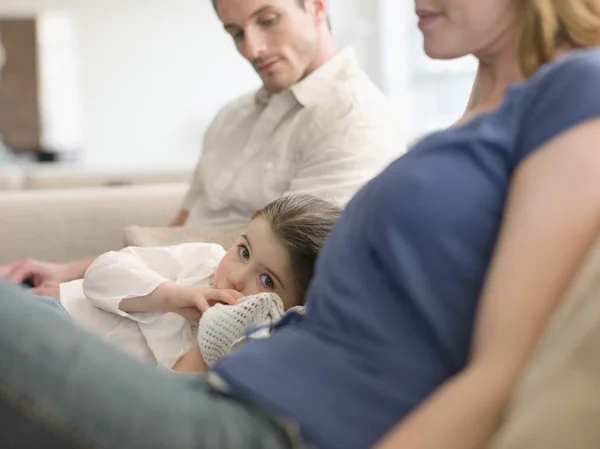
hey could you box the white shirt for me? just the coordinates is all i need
[183,47,404,227]
[61,243,226,368]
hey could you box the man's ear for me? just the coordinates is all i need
[305,0,329,26]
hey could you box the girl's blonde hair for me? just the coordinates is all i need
[519,0,600,78]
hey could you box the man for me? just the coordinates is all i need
[3,0,403,290]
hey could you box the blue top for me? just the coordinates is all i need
[215,48,600,449]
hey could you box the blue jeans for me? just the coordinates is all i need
[0,281,306,449]
[37,294,69,316]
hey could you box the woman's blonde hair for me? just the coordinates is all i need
[519,0,600,78]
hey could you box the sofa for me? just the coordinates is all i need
[0,164,193,191]
[489,234,600,449]
[0,183,188,264]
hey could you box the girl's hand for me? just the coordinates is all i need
[161,284,242,322]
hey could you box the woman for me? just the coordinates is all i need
[2,1,600,448]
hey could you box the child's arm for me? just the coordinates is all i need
[82,243,229,321]
[172,346,209,373]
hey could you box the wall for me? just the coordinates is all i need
[0,0,260,169]
[332,0,475,143]
[378,0,476,143]
[76,0,260,169]
[329,0,381,86]
[0,0,475,167]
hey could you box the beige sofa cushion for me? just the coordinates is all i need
[123,224,245,250]
[490,237,600,449]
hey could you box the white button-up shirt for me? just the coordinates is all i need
[60,243,226,368]
[183,47,404,227]
[59,243,296,369]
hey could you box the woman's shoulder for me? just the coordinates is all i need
[506,48,600,161]
[527,47,600,94]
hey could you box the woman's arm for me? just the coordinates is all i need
[375,119,600,449]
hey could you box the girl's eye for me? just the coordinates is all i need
[238,245,250,260]
[260,274,275,289]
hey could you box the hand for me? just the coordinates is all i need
[29,281,61,300]
[161,284,243,322]
[5,259,75,286]
[0,264,9,277]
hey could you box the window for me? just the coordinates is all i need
[378,0,477,143]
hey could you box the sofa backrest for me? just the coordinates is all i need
[0,183,187,264]
[490,234,600,449]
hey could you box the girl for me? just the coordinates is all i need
[59,194,340,370]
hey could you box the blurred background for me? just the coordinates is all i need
[0,0,476,170]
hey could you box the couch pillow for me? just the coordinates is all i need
[123,225,245,250]
[490,237,600,449]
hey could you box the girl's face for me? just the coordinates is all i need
[415,0,519,60]
[212,217,299,309]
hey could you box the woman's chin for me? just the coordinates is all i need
[423,42,470,61]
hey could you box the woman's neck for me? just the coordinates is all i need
[459,37,523,125]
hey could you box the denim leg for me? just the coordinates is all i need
[36,294,70,317]
[0,281,303,449]
[18,281,69,318]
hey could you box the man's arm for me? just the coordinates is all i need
[175,152,204,225]
[169,210,189,227]
[375,120,600,449]
[5,257,96,286]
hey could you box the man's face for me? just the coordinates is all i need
[216,0,322,93]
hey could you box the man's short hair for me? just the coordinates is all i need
[212,0,307,10]
[210,0,331,30]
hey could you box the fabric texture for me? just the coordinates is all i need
[36,295,69,317]
[123,224,245,250]
[0,281,308,449]
[65,242,298,370]
[61,278,158,364]
[198,293,287,366]
[489,236,600,449]
[182,47,404,227]
[71,243,226,368]
[214,48,600,449]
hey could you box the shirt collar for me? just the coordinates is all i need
[255,87,272,105]
[254,47,358,107]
